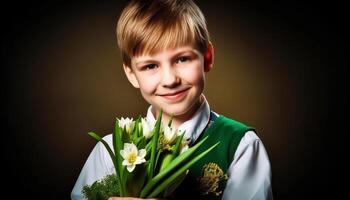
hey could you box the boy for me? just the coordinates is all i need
[72,0,272,199]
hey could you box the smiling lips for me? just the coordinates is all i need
[158,88,190,102]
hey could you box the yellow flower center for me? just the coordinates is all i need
[127,152,137,164]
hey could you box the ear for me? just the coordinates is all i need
[123,63,140,88]
[204,42,214,73]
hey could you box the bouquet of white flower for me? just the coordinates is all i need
[82,110,219,199]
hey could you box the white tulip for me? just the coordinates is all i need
[118,117,134,134]
[141,118,154,139]
[120,143,146,172]
[177,128,186,137]
[163,125,177,144]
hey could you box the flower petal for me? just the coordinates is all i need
[130,143,138,153]
[138,149,146,158]
[127,164,136,172]
[120,150,126,158]
[122,160,129,166]
[134,157,146,165]
[124,143,132,150]
[180,145,189,154]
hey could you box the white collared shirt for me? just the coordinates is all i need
[71,97,273,200]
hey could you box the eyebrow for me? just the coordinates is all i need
[135,49,196,66]
[135,59,158,67]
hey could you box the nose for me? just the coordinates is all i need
[161,66,180,88]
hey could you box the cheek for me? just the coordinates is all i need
[137,76,158,95]
[181,64,205,87]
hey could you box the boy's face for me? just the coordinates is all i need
[123,44,213,120]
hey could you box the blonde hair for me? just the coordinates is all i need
[116,0,210,66]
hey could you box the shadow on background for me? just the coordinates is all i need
[3,0,347,199]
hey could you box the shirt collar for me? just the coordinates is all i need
[146,94,211,144]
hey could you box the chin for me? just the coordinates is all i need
[150,93,202,118]
[162,102,194,117]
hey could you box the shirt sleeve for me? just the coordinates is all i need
[71,134,115,200]
[222,131,273,200]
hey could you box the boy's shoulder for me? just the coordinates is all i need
[201,114,256,152]
[210,114,255,134]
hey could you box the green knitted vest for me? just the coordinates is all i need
[173,115,254,200]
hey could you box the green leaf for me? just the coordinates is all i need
[122,126,131,143]
[154,150,163,174]
[145,141,152,159]
[147,109,162,180]
[162,170,187,197]
[167,114,174,127]
[132,116,142,141]
[140,135,213,197]
[147,141,220,198]
[159,153,174,172]
[137,136,147,150]
[113,121,126,196]
[173,131,185,158]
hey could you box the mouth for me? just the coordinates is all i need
[158,88,190,102]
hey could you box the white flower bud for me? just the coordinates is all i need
[141,118,154,139]
[118,117,134,134]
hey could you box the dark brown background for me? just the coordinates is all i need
[3,0,347,199]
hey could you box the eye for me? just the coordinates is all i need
[143,64,157,71]
[176,56,189,64]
